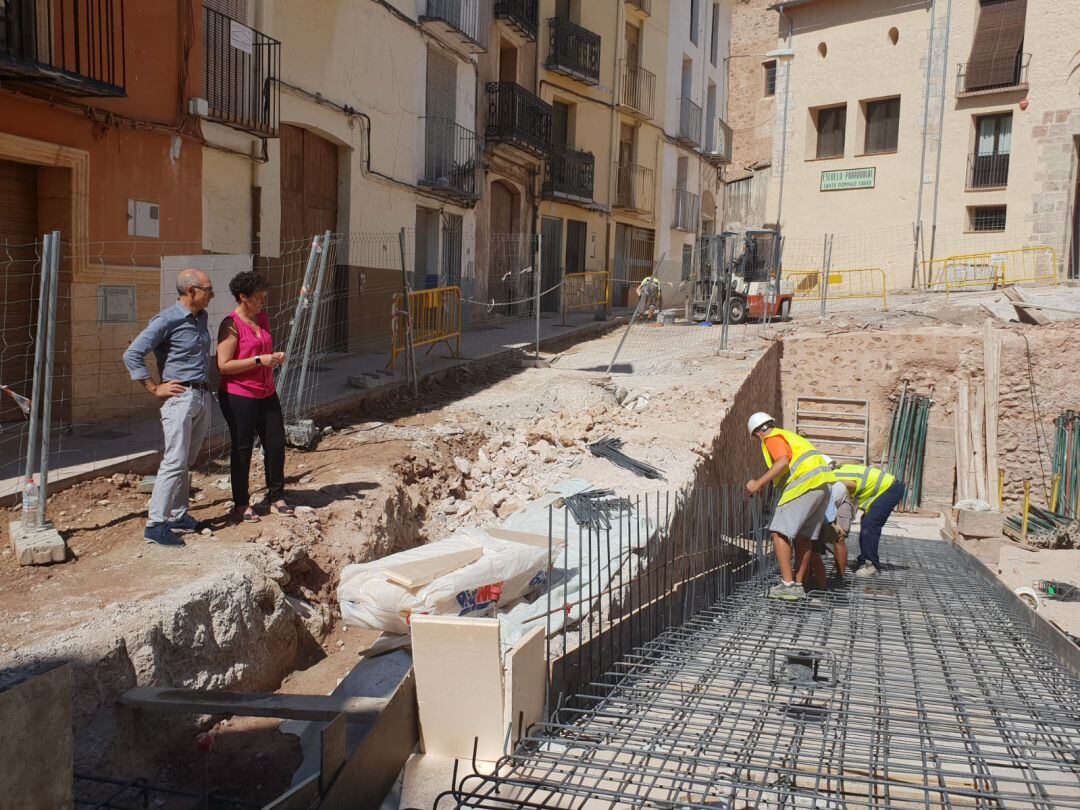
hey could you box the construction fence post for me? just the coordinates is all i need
[294,230,333,416]
[276,233,323,411]
[397,228,418,396]
[534,233,542,363]
[21,233,52,529]
[37,231,61,528]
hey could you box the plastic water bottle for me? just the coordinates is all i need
[22,476,39,526]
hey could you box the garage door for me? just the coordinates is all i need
[0,159,39,423]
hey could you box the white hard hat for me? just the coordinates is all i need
[747,412,774,435]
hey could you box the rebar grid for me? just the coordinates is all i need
[444,537,1080,809]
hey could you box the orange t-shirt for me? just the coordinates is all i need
[763,434,791,465]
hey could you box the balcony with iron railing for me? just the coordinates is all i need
[702,117,733,166]
[203,7,280,136]
[675,97,702,147]
[545,16,600,86]
[0,0,125,96]
[494,0,538,40]
[613,162,654,216]
[420,117,483,205]
[967,152,1010,190]
[625,0,652,16]
[543,144,594,203]
[421,0,491,54]
[617,59,655,119]
[957,53,1030,97]
[485,82,551,157]
[673,188,700,231]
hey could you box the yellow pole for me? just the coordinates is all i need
[1050,473,1061,514]
[1021,480,1031,544]
[997,467,1004,509]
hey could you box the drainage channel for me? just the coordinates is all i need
[440,534,1080,809]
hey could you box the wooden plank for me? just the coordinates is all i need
[983,319,1001,507]
[1003,286,1050,325]
[411,615,505,761]
[971,381,986,502]
[487,526,560,549]
[320,713,347,794]
[383,544,483,589]
[956,375,972,502]
[320,671,420,810]
[119,687,388,722]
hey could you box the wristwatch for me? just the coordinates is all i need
[254,356,262,366]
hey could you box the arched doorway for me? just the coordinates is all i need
[489,179,525,312]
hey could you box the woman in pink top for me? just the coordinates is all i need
[216,271,292,522]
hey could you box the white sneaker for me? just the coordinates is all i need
[854,562,879,578]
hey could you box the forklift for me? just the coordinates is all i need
[687,230,793,325]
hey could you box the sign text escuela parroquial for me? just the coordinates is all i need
[820,167,876,191]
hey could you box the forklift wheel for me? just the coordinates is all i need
[727,296,748,325]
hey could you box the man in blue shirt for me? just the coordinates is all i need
[123,268,215,546]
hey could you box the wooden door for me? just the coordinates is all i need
[0,159,39,423]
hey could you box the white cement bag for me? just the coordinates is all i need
[338,528,549,634]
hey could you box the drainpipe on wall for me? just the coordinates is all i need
[928,0,953,266]
[773,10,793,231]
[911,0,938,288]
[607,1,627,275]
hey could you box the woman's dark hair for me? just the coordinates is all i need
[229,271,269,302]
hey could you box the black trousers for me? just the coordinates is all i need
[219,391,286,507]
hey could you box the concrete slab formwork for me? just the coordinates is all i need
[443,535,1080,809]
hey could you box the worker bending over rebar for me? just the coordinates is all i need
[832,461,905,577]
[746,412,837,600]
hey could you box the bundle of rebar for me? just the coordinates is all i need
[1051,410,1079,519]
[881,387,932,511]
[587,438,665,480]
[1004,503,1079,548]
[563,489,633,530]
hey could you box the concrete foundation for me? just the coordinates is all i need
[9,520,66,566]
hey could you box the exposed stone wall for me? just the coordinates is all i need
[1027,109,1080,268]
[726,0,778,181]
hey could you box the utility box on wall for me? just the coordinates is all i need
[127,199,160,238]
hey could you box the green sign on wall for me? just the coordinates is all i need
[820,167,876,191]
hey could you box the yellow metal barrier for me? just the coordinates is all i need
[784,267,888,310]
[387,285,462,370]
[922,246,1058,292]
[562,271,610,325]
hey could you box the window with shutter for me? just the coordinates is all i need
[815,105,846,159]
[965,0,1026,92]
[864,97,900,154]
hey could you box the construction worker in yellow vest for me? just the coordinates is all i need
[745,412,837,600]
[637,275,662,322]
[832,462,905,578]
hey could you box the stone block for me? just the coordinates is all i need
[9,521,67,566]
[0,665,73,806]
[956,508,1004,539]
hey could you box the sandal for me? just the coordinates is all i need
[269,501,295,516]
[232,506,260,523]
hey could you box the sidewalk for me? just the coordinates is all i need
[0,310,627,502]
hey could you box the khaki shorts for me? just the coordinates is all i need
[769,485,829,543]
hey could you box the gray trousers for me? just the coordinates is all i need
[147,388,212,526]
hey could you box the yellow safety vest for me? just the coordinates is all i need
[834,464,896,511]
[760,427,837,506]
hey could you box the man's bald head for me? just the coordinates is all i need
[176,268,213,312]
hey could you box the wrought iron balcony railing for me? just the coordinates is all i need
[203,7,280,136]
[494,0,537,40]
[613,162,654,216]
[967,152,1010,190]
[617,59,655,119]
[626,0,652,15]
[703,117,733,166]
[421,117,483,204]
[545,16,600,86]
[543,144,594,202]
[421,0,491,53]
[485,81,551,156]
[957,53,1030,96]
[673,188,700,231]
[676,97,702,147]
[0,0,125,96]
